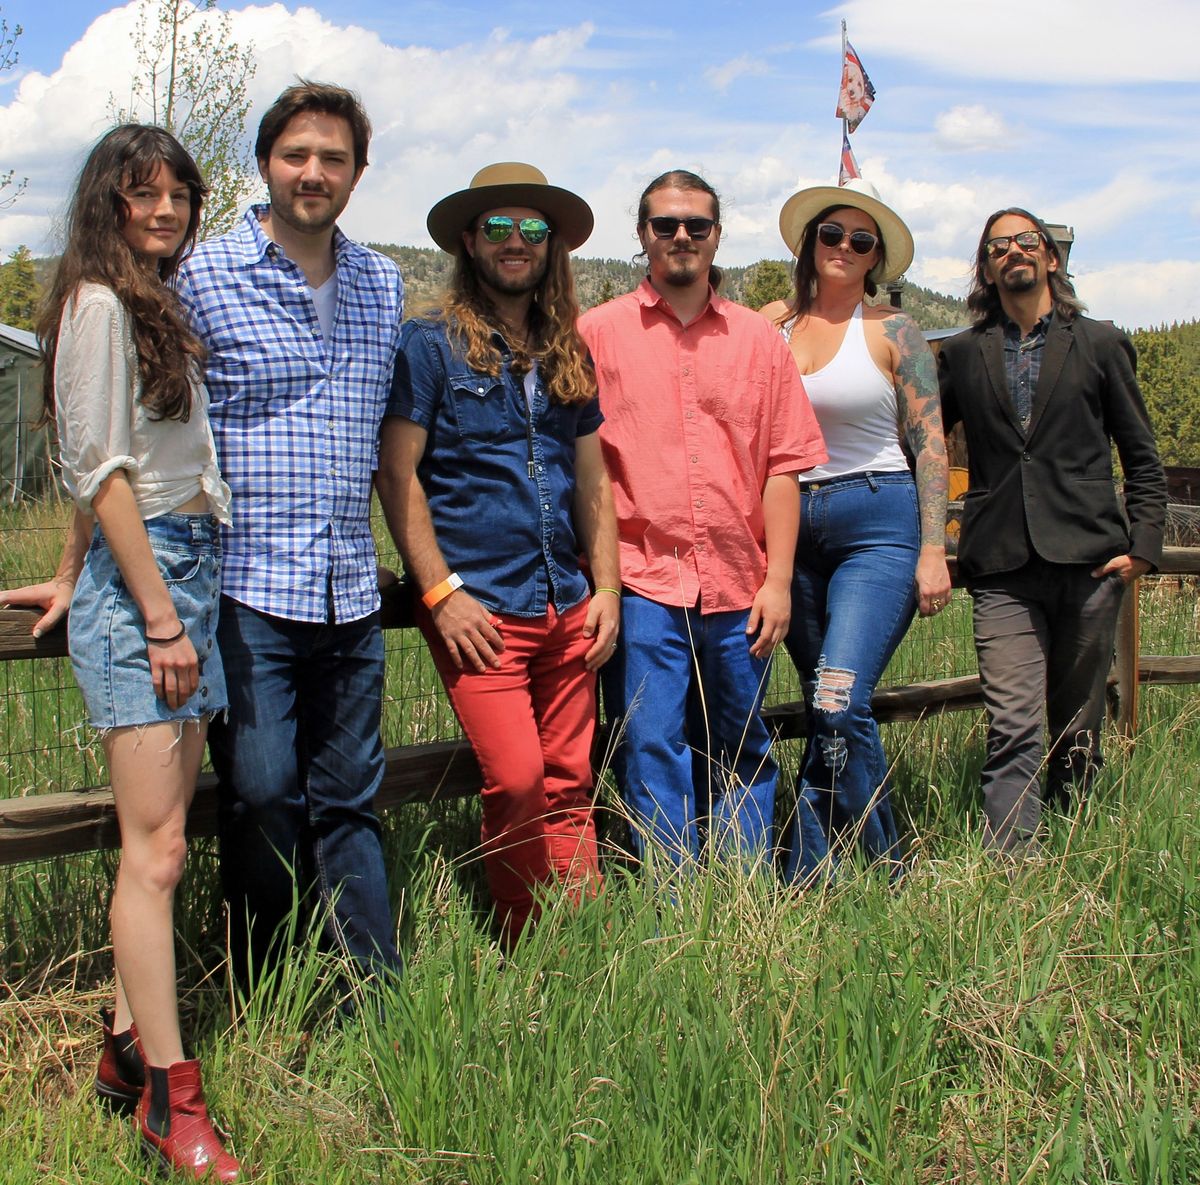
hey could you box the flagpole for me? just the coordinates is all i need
[840,18,849,154]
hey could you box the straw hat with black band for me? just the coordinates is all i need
[426,162,594,254]
[777,177,913,284]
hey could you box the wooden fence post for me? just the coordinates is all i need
[1113,577,1140,739]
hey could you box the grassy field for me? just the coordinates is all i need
[1,502,1198,1182]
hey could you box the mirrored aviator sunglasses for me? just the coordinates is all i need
[479,215,551,245]
[816,222,878,255]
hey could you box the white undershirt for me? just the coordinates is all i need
[309,272,338,340]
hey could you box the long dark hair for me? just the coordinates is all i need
[38,124,208,423]
[966,207,1085,328]
[635,169,723,290]
[438,232,596,406]
[780,204,881,324]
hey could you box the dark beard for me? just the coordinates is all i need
[999,262,1038,293]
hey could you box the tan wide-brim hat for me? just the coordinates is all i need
[426,162,594,254]
[778,177,914,283]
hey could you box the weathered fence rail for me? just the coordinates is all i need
[3,550,1199,867]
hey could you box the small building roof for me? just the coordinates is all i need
[0,322,39,358]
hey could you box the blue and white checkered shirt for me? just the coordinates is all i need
[176,206,404,623]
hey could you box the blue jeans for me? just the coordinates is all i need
[208,598,401,988]
[784,472,918,883]
[969,558,1125,852]
[602,594,777,868]
[69,513,226,729]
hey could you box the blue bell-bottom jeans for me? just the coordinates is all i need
[208,598,401,990]
[784,472,918,883]
[602,594,778,869]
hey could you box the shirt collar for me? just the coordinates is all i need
[635,276,728,324]
[238,203,352,271]
[1002,310,1052,342]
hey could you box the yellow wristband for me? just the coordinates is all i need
[594,586,622,598]
[422,573,464,609]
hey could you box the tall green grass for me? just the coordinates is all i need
[2,693,1198,1183]
[2,501,1199,1181]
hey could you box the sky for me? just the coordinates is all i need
[1,0,1199,330]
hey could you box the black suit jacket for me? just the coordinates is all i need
[938,312,1166,580]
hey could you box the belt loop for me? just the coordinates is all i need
[865,472,879,492]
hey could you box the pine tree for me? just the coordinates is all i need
[0,245,38,330]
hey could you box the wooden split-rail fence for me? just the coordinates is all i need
[3,552,1200,868]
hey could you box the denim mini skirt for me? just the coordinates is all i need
[68,512,227,730]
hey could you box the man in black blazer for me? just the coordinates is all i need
[938,208,1165,853]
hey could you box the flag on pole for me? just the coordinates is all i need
[835,41,875,133]
[838,131,861,186]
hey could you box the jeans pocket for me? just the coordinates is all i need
[153,546,205,585]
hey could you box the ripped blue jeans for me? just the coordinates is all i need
[783,472,918,883]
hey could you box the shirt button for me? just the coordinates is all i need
[694,500,703,508]
[200,686,209,697]
[1022,452,1031,461]
[691,456,698,463]
[682,367,691,376]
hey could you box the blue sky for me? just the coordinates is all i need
[2,0,1199,328]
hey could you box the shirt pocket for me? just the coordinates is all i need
[698,362,766,428]
[449,374,510,441]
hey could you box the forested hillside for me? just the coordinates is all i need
[4,242,1194,465]
[1130,320,1200,466]
[370,243,969,328]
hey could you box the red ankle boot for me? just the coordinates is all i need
[95,1006,144,1113]
[137,1060,242,1182]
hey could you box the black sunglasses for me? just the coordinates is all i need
[478,216,551,245]
[646,216,716,241]
[816,222,879,255]
[984,230,1043,259]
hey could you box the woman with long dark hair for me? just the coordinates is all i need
[2,125,239,1179]
[761,179,951,883]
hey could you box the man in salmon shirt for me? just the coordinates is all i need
[579,169,827,873]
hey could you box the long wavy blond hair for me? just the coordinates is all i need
[435,234,596,406]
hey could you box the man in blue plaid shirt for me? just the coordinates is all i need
[175,81,403,990]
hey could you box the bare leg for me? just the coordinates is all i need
[105,719,205,1068]
[112,968,133,1033]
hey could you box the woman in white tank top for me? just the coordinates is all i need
[760,179,951,885]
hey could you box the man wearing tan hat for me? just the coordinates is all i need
[578,169,827,871]
[378,163,620,945]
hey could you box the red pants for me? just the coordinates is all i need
[420,599,601,945]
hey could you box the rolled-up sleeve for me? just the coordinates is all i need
[54,289,138,512]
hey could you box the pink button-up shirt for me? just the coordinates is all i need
[580,280,827,613]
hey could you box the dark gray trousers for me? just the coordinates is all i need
[969,557,1126,851]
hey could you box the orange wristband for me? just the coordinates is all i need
[422,573,464,609]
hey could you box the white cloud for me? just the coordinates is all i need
[934,105,1012,151]
[704,54,769,94]
[833,0,1200,84]
[1075,260,1200,330]
[1066,170,1177,234]
[0,3,608,256]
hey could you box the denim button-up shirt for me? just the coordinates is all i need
[176,206,404,624]
[388,318,602,618]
